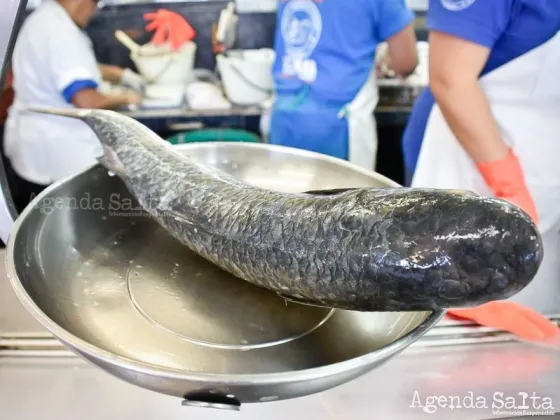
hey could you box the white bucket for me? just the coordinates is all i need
[217,48,275,106]
[131,42,197,86]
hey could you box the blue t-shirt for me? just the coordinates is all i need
[272,0,414,104]
[403,0,560,174]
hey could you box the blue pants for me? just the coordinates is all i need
[269,96,349,160]
[404,165,413,187]
[401,88,433,186]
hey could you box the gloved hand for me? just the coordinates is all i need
[477,148,539,223]
[120,68,146,94]
[122,91,143,106]
[143,9,195,50]
[447,301,560,344]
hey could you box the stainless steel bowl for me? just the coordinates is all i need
[7,142,444,410]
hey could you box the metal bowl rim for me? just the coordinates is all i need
[169,141,402,189]
[6,142,445,384]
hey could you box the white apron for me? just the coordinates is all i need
[338,67,379,171]
[412,32,560,314]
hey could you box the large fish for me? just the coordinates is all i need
[30,108,543,311]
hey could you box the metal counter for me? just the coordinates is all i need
[120,105,264,120]
[2,248,559,420]
[2,343,559,420]
[119,84,422,121]
[120,105,415,123]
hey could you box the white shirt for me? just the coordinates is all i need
[4,0,103,185]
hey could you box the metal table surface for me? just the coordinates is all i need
[120,104,415,122]
[1,344,559,420]
[1,250,559,420]
[118,82,424,121]
[120,105,264,120]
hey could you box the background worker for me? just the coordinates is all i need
[4,0,145,212]
[267,0,418,171]
[402,0,560,324]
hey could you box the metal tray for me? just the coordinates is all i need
[6,143,443,409]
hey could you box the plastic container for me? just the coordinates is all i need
[166,129,261,145]
[131,42,197,86]
[216,49,275,105]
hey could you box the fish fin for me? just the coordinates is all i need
[303,188,359,196]
[97,146,126,176]
[276,293,332,309]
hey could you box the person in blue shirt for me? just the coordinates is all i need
[267,0,418,170]
[403,0,560,189]
[403,0,560,321]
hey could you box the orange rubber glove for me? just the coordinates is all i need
[447,301,560,344]
[476,148,539,223]
[144,9,196,50]
[144,10,194,48]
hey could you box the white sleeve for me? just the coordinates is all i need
[47,28,100,92]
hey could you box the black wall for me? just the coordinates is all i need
[20,2,426,73]
[86,1,276,72]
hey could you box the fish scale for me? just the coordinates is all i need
[28,107,545,312]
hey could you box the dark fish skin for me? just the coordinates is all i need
[29,108,544,311]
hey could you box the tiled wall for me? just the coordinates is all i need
[86,1,276,72]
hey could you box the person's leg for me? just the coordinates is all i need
[11,172,47,214]
[404,166,413,187]
[0,126,48,213]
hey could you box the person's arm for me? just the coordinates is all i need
[428,31,508,162]
[99,63,145,93]
[386,24,417,77]
[425,0,537,222]
[45,33,143,109]
[98,64,123,83]
[376,0,418,77]
[71,88,141,110]
[425,0,513,162]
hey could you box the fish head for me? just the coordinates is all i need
[357,188,544,310]
[424,190,544,306]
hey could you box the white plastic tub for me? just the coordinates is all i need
[216,48,275,105]
[131,42,197,86]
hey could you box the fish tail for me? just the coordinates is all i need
[26,107,140,148]
[27,107,93,119]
